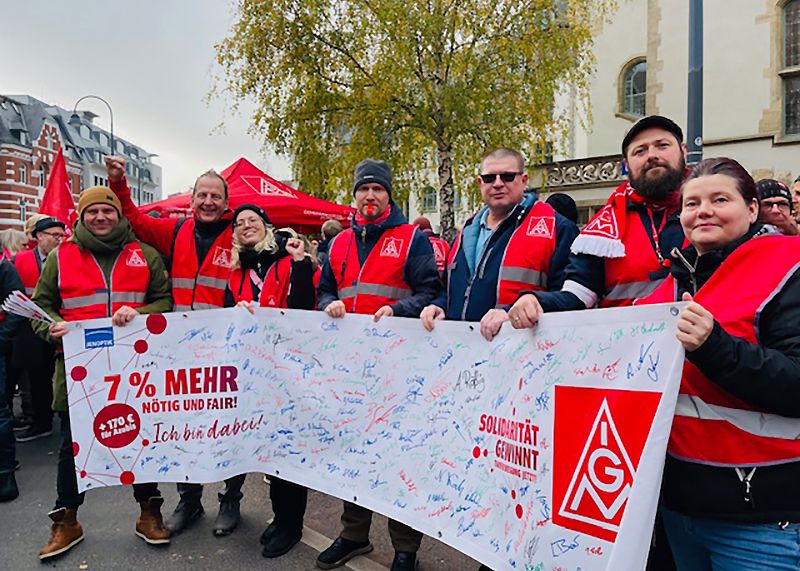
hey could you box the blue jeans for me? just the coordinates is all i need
[0,353,14,474]
[662,506,800,570]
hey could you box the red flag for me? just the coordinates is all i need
[39,147,78,235]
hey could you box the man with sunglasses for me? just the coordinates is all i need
[12,216,66,442]
[316,158,442,571]
[420,147,578,341]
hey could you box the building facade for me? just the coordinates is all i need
[409,0,800,229]
[0,94,162,230]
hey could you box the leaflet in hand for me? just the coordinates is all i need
[2,290,55,324]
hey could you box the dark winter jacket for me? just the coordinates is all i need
[660,225,800,522]
[436,194,578,321]
[316,204,442,317]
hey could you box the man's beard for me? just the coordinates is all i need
[629,157,685,200]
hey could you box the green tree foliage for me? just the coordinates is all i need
[215,0,613,240]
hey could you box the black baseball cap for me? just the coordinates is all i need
[33,216,66,236]
[622,115,684,156]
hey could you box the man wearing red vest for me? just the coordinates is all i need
[420,148,578,343]
[12,216,65,442]
[104,157,241,536]
[31,186,172,559]
[508,115,688,323]
[316,159,442,571]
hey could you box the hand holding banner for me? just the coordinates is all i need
[62,304,683,570]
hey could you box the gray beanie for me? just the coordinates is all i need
[352,159,393,196]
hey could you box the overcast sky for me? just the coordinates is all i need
[2,0,292,195]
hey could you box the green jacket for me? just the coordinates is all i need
[32,219,172,411]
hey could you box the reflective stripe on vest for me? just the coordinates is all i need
[605,278,664,301]
[600,188,676,308]
[643,235,800,466]
[495,202,557,306]
[56,241,150,321]
[169,218,232,311]
[328,224,415,315]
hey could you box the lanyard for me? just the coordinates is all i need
[646,208,669,267]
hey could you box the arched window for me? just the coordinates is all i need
[620,59,646,118]
[784,0,800,135]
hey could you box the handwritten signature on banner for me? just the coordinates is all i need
[63,305,684,570]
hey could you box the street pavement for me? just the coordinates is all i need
[2,415,480,571]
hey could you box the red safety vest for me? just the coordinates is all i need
[601,208,668,307]
[328,224,415,315]
[171,219,232,311]
[641,235,800,466]
[56,240,150,321]
[227,256,293,308]
[447,201,558,307]
[429,236,450,273]
[14,249,41,296]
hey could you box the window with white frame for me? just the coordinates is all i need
[19,165,26,185]
[621,59,646,118]
[784,0,800,135]
[421,186,437,212]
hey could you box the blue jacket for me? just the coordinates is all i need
[437,194,578,321]
[317,204,442,317]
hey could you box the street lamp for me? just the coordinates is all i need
[68,95,115,154]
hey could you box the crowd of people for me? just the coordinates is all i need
[0,113,798,571]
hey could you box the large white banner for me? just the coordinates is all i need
[63,304,683,570]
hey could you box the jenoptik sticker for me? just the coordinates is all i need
[85,327,114,349]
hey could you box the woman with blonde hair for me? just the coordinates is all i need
[0,229,28,259]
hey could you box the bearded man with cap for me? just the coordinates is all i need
[508,115,688,321]
[316,159,442,571]
[11,216,66,442]
[756,179,799,236]
[104,156,242,535]
[30,186,172,559]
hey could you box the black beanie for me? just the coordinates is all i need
[233,203,271,229]
[352,159,393,196]
[546,193,579,224]
[756,179,793,213]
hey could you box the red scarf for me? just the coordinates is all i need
[354,206,392,227]
[571,181,679,258]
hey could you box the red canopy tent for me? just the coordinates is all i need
[139,158,354,234]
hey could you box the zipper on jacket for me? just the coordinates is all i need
[671,247,698,295]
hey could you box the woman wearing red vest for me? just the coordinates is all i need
[638,158,800,569]
[225,204,316,558]
[31,187,173,559]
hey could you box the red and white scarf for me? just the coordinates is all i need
[571,181,679,258]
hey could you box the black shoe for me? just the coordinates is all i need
[260,520,279,545]
[15,425,53,442]
[316,537,373,569]
[167,499,204,534]
[391,551,418,571]
[212,499,240,536]
[0,471,19,502]
[262,526,302,558]
[12,417,32,432]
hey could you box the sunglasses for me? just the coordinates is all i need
[479,172,522,184]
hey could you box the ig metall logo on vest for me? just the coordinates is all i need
[85,326,115,349]
[552,386,660,542]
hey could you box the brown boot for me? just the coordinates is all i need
[135,496,171,545]
[39,507,84,560]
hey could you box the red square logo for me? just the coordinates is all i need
[552,386,661,542]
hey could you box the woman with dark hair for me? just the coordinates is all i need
[226,204,316,558]
[639,157,800,569]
